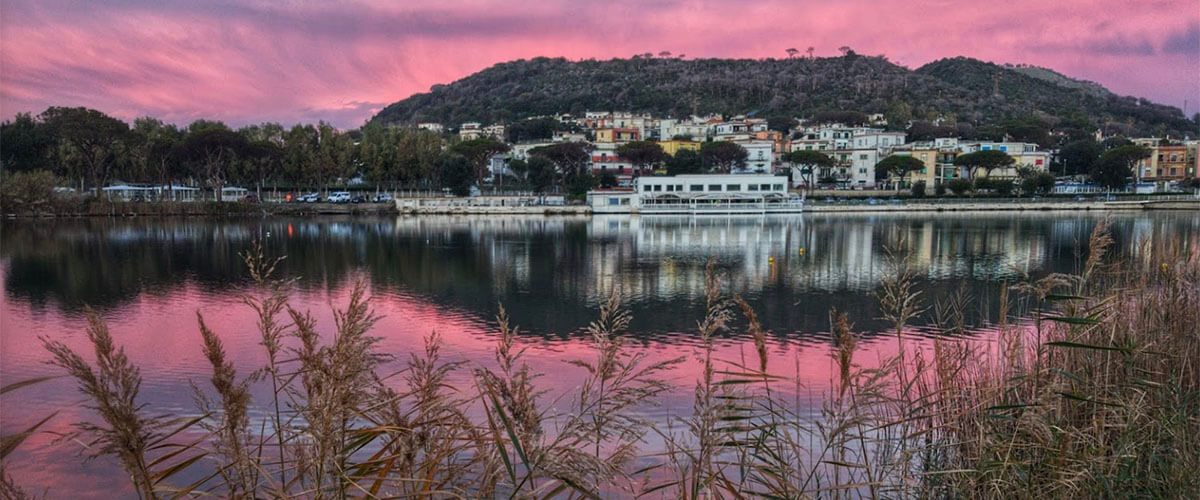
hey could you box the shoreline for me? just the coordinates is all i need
[4,198,1197,218]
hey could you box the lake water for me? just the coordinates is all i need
[2,212,1198,497]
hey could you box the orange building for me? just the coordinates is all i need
[595,128,640,143]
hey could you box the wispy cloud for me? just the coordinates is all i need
[2,0,1196,128]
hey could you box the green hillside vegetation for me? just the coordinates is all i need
[372,55,1197,138]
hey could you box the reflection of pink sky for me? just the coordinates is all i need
[1,274,937,497]
[1,1,1196,127]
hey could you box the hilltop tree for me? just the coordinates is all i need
[786,48,799,59]
[766,116,799,133]
[874,155,924,189]
[616,141,668,175]
[38,106,129,195]
[999,117,1051,147]
[953,149,1014,179]
[504,118,561,143]
[785,150,834,187]
[884,101,912,132]
[811,110,869,126]
[701,141,748,173]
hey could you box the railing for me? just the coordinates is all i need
[640,201,806,213]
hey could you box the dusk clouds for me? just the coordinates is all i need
[1,0,1197,128]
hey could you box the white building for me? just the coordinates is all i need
[713,119,768,137]
[590,142,636,182]
[731,140,775,173]
[587,174,801,214]
[417,122,443,133]
[459,122,482,140]
[659,118,712,141]
[850,131,906,150]
[846,149,882,187]
[483,124,506,139]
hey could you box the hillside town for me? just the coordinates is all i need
[429,111,1198,195]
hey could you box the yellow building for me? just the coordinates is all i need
[595,128,639,143]
[657,139,701,156]
[895,150,960,188]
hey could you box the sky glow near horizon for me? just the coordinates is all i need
[1,0,1197,128]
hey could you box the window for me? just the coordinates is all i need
[690,184,703,192]
[643,185,652,192]
[665,185,675,192]
[620,198,630,205]
[653,184,662,192]
[772,184,784,191]
[708,184,722,191]
[727,184,741,191]
[859,154,868,160]
[760,184,771,191]
[608,197,620,205]
[858,168,867,174]
[748,184,759,191]
[676,185,684,192]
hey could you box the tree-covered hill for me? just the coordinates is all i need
[371,55,1197,138]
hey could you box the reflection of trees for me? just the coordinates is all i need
[2,213,1196,337]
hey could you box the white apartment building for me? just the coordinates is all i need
[416,122,443,133]
[714,119,769,137]
[850,131,906,150]
[459,122,482,140]
[659,118,712,140]
[731,140,775,174]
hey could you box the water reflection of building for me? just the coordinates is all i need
[5,213,1197,323]
[583,213,1067,304]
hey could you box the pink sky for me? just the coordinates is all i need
[1,0,1197,128]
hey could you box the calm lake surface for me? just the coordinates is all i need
[2,212,1198,497]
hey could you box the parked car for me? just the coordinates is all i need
[327,191,351,203]
[1074,195,1088,202]
[241,194,259,203]
[351,195,366,204]
[299,193,320,203]
[372,193,393,203]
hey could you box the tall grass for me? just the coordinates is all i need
[7,220,1198,498]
